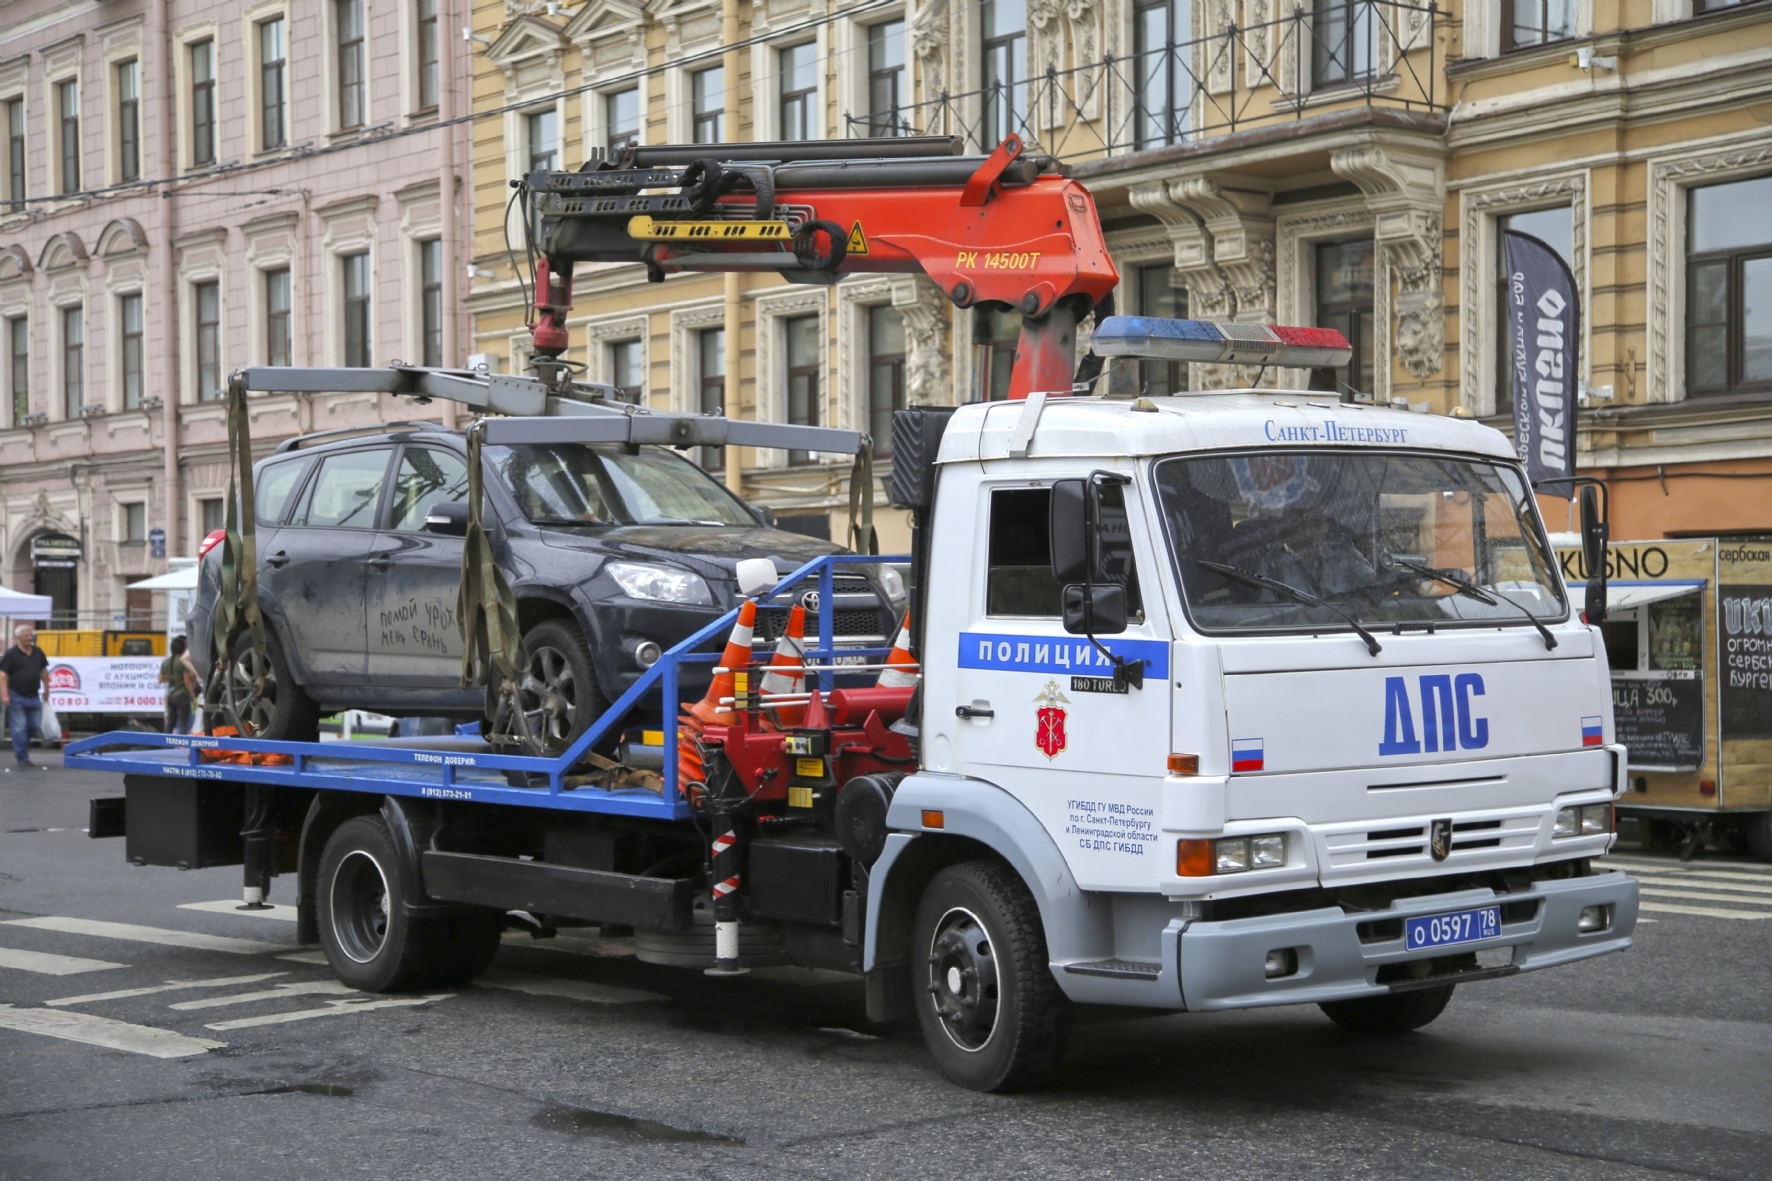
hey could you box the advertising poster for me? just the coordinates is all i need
[46,657,166,714]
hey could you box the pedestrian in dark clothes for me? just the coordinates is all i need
[0,623,50,769]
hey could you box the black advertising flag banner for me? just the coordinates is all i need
[1504,230,1579,498]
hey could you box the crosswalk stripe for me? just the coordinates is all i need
[1613,869,1772,889]
[1605,857,1772,878]
[178,900,299,922]
[1637,886,1772,908]
[1627,875,1772,895]
[48,973,291,1008]
[3,917,284,955]
[0,1005,223,1058]
[169,981,356,1011]
[477,969,662,1005]
[1639,902,1772,920]
[277,950,330,965]
[0,948,127,976]
[203,994,450,1031]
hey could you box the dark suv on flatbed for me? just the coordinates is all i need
[190,422,904,748]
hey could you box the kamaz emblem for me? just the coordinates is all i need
[1380,674,1488,756]
[1430,818,1453,862]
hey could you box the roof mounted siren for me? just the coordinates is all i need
[1089,317,1353,397]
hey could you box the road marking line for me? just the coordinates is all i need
[203,994,451,1030]
[1609,869,1772,890]
[477,969,663,1005]
[1626,875,1772,895]
[1605,858,1772,878]
[170,981,357,1011]
[48,973,292,1007]
[0,947,127,976]
[1637,886,1772,908]
[499,930,635,958]
[1639,902,1772,920]
[3,917,284,955]
[277,951,330,965]
[0,1005,223,1058]
[178,900,299,922]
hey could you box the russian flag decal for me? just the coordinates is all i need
[1581,717,1603,747]
[1231,738,1264,773]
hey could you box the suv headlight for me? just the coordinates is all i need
[877,564,907,608]
[606,561,712,605]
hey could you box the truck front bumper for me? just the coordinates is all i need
[1177,870,1637,1012]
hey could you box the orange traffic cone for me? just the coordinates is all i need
[876,610,919,688]
[760,605,808,727]
[679,600,759,798]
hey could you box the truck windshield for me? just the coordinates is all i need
[487,443,756,527]
[1153,451,1567,634]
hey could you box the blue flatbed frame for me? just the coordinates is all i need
[65,554,909,822]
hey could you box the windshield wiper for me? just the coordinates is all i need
[1387,557,1557,651]
[528,515,607,527]
[633,517,725,527]
[1198,560,1382,656]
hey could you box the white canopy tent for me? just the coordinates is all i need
[126,559,200,645]
[0,585,54,621]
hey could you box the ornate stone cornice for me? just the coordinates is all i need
[1332,144,1446,379]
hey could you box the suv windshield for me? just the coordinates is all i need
[1153,450,1566,634]
[487,443,755,527]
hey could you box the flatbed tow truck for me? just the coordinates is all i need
[66,136,1637,1092]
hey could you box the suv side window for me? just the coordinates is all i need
[256,458,311,525]
[387,447,468,532]
[290,447,393,529]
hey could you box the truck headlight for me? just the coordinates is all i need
[606,561,712,605]
[1554,803,1613,838]
[1178,833,1287,876]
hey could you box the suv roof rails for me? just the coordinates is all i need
[273,420,455,454]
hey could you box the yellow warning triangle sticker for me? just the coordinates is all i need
[846,221,868,256]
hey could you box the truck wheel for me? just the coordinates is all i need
[911,860,1071,1092]
[1743,811,1772,863]
[316,816,448,992]
[210,629,319,743]
[1319,985,1455,1035]
[433,911,506,986]
[506,620,609,755]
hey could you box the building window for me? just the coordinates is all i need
[606,88,639,153]
[120,293,144,409]
[975,306,1021,401]
[981,0,1027,148]
[265,267,292,366]
[691,67,724,144]
[785,315,821,465]
[416,0,440,112]
[696,327,725,470]
[1313,0,1375,88]
[57,79,80,194]
[342,252,372,367]
[61,305,84,418]
[867,306,905,457]
[1133,0,1190,149]
[420,239,443,367]
[337,0,366,130]
[195,281,221,400]
[117,61,140,182]
[260,18,287,149]
[122,502,147,544]
[190,40,215,166]
[779,43,818,141]
[1504,0,1575,50]
[608,339,643,403]
[1134,263,1187,395]
[1495,206,1573,416]
[866,21,907,137]
[5,98,23,211]
[7,316,26,425]
[1313,239,1376,396]
[200,497,225,534]
[1686,174,1772,399]
[526,108,558,172]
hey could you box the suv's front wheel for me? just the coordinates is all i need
[494,619,608,755]
[208,627,319,742]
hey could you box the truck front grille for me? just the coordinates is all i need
[1321,810,1542,870]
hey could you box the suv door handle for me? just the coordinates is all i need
[367,551,395,569]
[956,704,994,719]
[266,550,289,568]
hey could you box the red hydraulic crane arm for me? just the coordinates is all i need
[525,135,1119,401]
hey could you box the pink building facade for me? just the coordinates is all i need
[0,0,471,626]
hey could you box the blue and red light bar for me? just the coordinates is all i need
[1090,316,1353,369]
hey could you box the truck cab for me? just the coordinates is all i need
[866,387,1636,1087]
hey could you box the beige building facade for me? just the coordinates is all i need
[464,0,1772,544]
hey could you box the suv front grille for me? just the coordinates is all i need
[754,573,889,646]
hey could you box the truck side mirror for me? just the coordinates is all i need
[1062,584,1127,635]
[424,501,470,536]
[1049,480,1088,583]
[1580,485,1608,626]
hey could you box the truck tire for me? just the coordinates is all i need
[316,815,449,992]
[911,859,1071,1093]
[501,620,609,756]
[1743,811,1772,863]
[1319,984,1455,1035]
[210,629,319,743]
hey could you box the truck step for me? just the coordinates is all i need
[1059,958,1163,980]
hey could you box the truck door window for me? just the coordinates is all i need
[291,448,393,529]
[387,447,468,532]
[255,458,310,526]
[986,487,1141,617]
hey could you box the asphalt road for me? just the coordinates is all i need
[3,754,1769,1181]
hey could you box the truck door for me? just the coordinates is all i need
[365,444,478,707]
[266,446,392,689]
[950,482,1174,887]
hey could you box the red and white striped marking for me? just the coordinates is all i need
[712,876,741,898]
[710,832,737,856]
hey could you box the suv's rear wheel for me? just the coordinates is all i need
[208,628,319,742]
[496,619,608,755]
